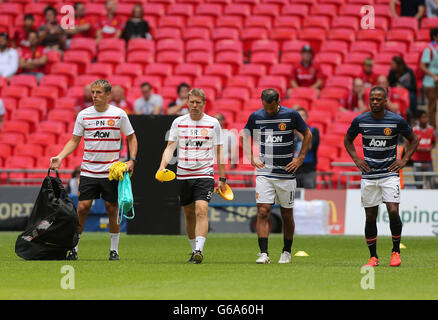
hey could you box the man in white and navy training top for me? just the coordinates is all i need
[344,86,418,268]
[242,88,312,264]
[50,79,138,261]
[156,88,226,264]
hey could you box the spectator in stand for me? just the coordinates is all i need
[376,75,400,114]
[293,107,319,189]
[122,4,151,41]
[18,31,47,83]
[390,0,425,21]
[110,85,132,114]
[133,82,163,115]
[425,0,438,17]
[38,6,66,51]
[420,28,438,130]
[65,2,94,42]
[388,56,417,117]
[75,84,93,112]
[66,166,81,196]
[359,58,378,88]
[288,45,323,96]
[0,98,5,131]
[214,113,239,169]
[411,110,436,188]
[13,14,36,49]
[0,32,18,79]
[167,83,190,115]
[95,0,125,44]
[342,78,368,114]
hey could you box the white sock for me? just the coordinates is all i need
[74,234,81,252]
[189,238,196,252]
[110,233,120,253]
[195,236,206,253]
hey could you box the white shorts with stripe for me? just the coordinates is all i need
[361,176,401,208]
[255,176,296,208]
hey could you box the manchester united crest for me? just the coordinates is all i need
[383,128,392,136]
[278,123,287,131]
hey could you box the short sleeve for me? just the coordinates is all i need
[421,47,432,64]
[243,112,256,136]
[293,110,308,134]
[213,119,223,146]
[398,116,413,138]
[120,111,135,136]
[346,117,360,139]
[72,113,84,137]
[168,118,179,142]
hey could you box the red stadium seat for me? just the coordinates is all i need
[194,76,223,97]
[314,52,343,67]
[310,4,338,22]
[215,51,243,73]
[391,17,418,32]
[63,50,91,74]
[13,143,44,161]
[297,28,326,53]
[380,41,408,56]
[54,97,76,111]
[281,4,309,21]
[145,63,173,78]
[325,76,353,90]
[320,88,348,105]
[158,16,186,31]
[215,16,243,30]
[331,16,359,31]
[195,3,223,19]
[212,98,242,113]
[182,27,211,41]
[163,75,193,88]
[186,39,213,53]
[0,97,17,119]
[335,64,363,78]
[115,63,143,80]
[282,98,310,110]
[0,120,30,139]
[327,28,356,47]
[107,75,133,93]
[0,143,12,163]
[227,75,255,89]
[0,132,26,147]
[1,85,29,102]
[320,40,349,59]
[47,109,76,128]
[153,27,182,40]
[223,4,251,18]
[273,16,301,30]
[39,75,69,96]
[126,51,155,65]
[19,97,48,119]
[9,74,38,90]
[245,16,273,31]
[335,111,360,124]
[350,41,378,55]
[211,27,240,41]
[215,39,243,54]
[421,18,438,29]
[134,75,163,90]
[69,38,97,59]
[8,155,35,169]
[50,63,78,85]
[250,52,278,68]
[318,145,340,161]
[356,29,386,46]
[156,51,185,65]
[31,87,58,109]
[338,4,363,18]
[97,38,125,55]
[238,64,267,82]
[186,51,214,67]
[127,39,155,54]
[204,64,233,83]
[289,87,318,103]
[75,74,100,87]
[27,132,58,147]
[344,52,373,65]
[269,27,297,44]
[258,76,287,97]
[97,51,125,66]
[37,120,65,137]
[174,63,203,80]
[241,27,269,52]
[303,16,331,31]
[11,109,40,132]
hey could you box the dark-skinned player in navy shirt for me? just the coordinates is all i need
[344,86,418,268]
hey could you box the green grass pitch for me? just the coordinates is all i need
[0,232,437,300]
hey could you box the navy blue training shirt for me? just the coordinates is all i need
[244,106,308,179]
[346,110,413,180]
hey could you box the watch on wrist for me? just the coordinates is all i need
[130,158,137,163]
[219,177,227,183]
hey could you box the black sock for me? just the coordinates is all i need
[258,237,268,255]
[389,215,403,253]
[365,221,378,258]
[282,237,293,253]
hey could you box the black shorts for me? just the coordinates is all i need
[78,175,118,203]
[178,178,215,206]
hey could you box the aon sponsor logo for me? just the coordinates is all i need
[369,138,386,147]
[93,131,110,138]
[266,135,283,143]
[186,140,204,147]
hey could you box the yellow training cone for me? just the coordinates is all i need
[400,243,406,249]
[294,251,309,257]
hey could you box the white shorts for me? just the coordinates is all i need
[361,176,401,208]
[255,176,296,208]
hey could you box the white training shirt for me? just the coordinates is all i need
[73,105,135,178]
[168,113,223,180]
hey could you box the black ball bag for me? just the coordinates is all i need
[15,170,79,260]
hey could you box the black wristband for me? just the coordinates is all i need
[219,177,226,182]
[130,158,137,163]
